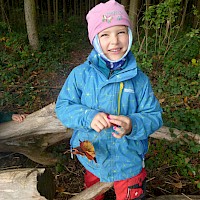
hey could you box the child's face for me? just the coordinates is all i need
[98,25,129,61]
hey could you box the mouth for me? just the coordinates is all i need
[108,48,122,53]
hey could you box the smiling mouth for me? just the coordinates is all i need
[109,48,121,52]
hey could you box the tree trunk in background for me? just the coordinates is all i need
[80,0,82,17]
[47,0,51,23]
[121,0,129,12]
[95,0,99,6]
[85,0,89,15]
[88,0,92,11]
[193,0,200,28]
[53,0,58,23]
[0,0,6,23]
[40,0,44,21]
[35,0,39,18]
[144,0,151,53]
[24,0,39,50]
[180,0,189,30]
[55,0,58,23]
[129,0,139,38]
[63,0,66,20]
[74,0,77,15]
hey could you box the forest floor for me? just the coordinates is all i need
[1,45,199,200]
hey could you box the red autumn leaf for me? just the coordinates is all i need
[72,140,97,163]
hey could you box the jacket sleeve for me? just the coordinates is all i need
[55,69,98,131]
[126,75,163,140]
[0,112,13,123]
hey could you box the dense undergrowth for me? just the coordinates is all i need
[0,11,200,196]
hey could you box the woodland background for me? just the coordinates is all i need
[0,0,200,199]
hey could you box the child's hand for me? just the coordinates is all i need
[12,114,27,123]
[91,112,112,132]
[107,115,132,139]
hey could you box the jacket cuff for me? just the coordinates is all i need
[85,109,99,129]
[125,117,137,138]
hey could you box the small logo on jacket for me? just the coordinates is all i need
[124,88,135,93]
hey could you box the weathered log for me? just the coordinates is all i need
[69,182,114,200]
[148,195,200,200]
[0,103,72,165]
[0,168,55,200]
[151,126,200,144]
[0,102,199,165]
[69,183,200,200]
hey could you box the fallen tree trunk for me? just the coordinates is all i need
[69,182,114,200]
[148,195,200,200]
[0,103,200,200]
[0,103,73,165]
[0,168,55,200]
[0,102,199,165]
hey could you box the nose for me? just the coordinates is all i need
[110,35,118,45]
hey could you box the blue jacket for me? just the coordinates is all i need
[56,49,163,182]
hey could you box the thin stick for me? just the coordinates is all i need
[181,193,193,200]
[156,186,171,194]
[61,191,79,196]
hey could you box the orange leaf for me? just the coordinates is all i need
[184,97,188,103]
[56,186,66,193]
[72,140,97,163]
[172,182,183,189]
[159,98,165,104]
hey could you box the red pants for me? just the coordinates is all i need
[84,169,147,200]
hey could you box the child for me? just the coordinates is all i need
[56,0,163,199]
[0,112,27,123]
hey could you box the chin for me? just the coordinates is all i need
[109,56,123,61]
[107,53,124,61]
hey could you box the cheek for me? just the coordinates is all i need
[99,40,108,51]
[122,38,129,50]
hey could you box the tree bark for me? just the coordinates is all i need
[148,195,200,200]
[47,0,51,23]
[24,0,39,50]
[129,0,139,38]
[180,0,189,30]
[121,0,129,12]
[69,182,114,200]
[193,0,200,28]
[63,0,67,20]
[0,0,6,23]
[0,103,72,165]
[95,0,99,6]
[0,168,55,200]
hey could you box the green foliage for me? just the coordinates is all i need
[0,16,88,111]
[0,22,9,33]
[141,0,182,57]
[132,0,200,134]
[146,138,200,190]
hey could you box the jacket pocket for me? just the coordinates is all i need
[126,169,147,200]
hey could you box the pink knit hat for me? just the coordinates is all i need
[86,0,131,44]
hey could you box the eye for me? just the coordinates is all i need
[118,31,126,34]
[100,33,108,37]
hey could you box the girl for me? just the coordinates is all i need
[56,0,163,199]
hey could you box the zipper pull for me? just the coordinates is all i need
[142,158,145,168]
[70,147,74,159]
[108,69,114,79]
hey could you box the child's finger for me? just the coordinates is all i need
[112,131,124,139]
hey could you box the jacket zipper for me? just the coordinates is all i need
[108,69,114,79]
[117,82,124,115]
